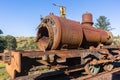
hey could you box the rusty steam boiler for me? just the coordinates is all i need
[0,6,120,79]
[36,13,113,51]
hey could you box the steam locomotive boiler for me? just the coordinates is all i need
[36,13,113,51]
[0,6,120,79]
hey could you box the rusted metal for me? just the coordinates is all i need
[1,8,120,80]
[36,14,83,51]
[77,67,120,80]
[90,59,113,65]
[82,12,93,26]
[81,26,113,48]
[13,64,83,80]
[36,13,113,51]
[103,63,114,71]
[1,45,120,79]
[102,45,120,50]
[15,48,111,61]
[13,64,120,80]
[65,67,84,75]
[84,63,100,75]
[2,50,21,79]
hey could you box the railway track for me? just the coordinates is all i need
[13,65,120,80]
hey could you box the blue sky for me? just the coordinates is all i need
[0,0,120,37]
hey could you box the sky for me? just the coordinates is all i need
[0,0,120,37]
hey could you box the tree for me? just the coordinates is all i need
[16,37,38,50]
[0,29,3,34]
[95,16,114,31]
[0,29,6,53]
[0,36,7,53]
[0,37,7,53]
[5,35,17,50]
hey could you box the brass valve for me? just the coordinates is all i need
[53,3,66,18]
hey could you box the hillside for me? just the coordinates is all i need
[16,37,38,50]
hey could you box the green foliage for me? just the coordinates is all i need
[16,37,38,50]
[0,35,17,52]
[95,16,114,31]
[0,36,40,51]
[0,63,5,69]
[0,29,3,34]
[0,36,7,53]
[0,29,5,53]
[5,35,17,50]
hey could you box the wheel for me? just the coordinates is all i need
[85,63,100,75]
[103,63,114,71]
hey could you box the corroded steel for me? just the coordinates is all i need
[77,67,120,80]
[36,13,113,51]
[1,10,120,80]
[5,50,21,79]
[2,47,120,79]
[82,12,93,26]
[36,14,83,51]
[90,59,113,65]
[13,65,120,80]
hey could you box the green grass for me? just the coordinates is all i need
[0,63,10,80]
[0,63,5,68]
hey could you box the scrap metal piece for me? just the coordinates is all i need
[5,51,21,79]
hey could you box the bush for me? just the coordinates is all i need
[0,37,7,53]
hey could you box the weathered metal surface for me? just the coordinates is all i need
[82,13,93,26]
[2,47,120,79]
[36,13,113,51]
[90,59,113,65]
[84,63,100,75]
[59,17,83,49]
[13,65,120,80]
[1,11,120,80]
[5,50,21,79]
[81,27,113,47]
[77,67,120,80]
[102,45,120,50]
[20,48,113,63]
[103,63,114,71]
[36,14,83,51]
[2,49,119,78]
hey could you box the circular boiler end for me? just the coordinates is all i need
[36,23,53,51]
[82,12,93,26]
[36,14,62,51]
[48,14,62,50]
